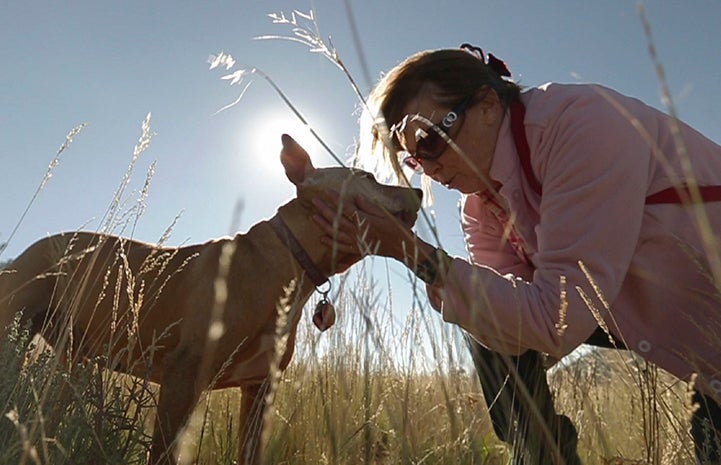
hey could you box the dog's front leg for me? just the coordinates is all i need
[238,381,269,465]
[150,346,207,465]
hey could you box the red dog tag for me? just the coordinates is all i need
[312,299,336,332]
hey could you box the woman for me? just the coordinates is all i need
[313,45,721,464]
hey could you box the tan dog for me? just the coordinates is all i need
[0,134,422,465]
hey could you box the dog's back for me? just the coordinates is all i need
[0,232,197,375]
[0,225,307,383]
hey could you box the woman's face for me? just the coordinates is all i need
[397,89,504,194]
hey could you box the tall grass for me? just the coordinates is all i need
[0,123,86,262]
[175,269,506,465]
[0,289,700,465]
[0,114,160,465]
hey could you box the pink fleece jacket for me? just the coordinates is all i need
[437,83,721,398]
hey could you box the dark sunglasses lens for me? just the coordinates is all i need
[416,130,445,159]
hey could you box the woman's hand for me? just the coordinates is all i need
[311,192,417,262]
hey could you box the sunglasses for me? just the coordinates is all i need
[394,95,476,172]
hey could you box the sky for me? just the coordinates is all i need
[1,1,720,365]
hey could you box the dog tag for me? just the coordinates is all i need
[312,299,336,332]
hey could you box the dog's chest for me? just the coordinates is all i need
[220,330,295,385]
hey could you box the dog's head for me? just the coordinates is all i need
[279,134,423,332]
[280,134,422,225]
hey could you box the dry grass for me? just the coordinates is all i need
[550,349,695,464]
[0,306,703,465]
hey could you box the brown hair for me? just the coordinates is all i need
[359,48,522,180]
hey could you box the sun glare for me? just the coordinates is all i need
[247,109,320,177]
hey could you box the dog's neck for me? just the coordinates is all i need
[268,215,327,287]
[271,198,358,283]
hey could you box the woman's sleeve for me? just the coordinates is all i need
[439,93,652,357]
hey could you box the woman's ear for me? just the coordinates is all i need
[477,88,503,123]
[477,87,501,107]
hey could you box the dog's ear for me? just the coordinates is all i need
[280,134,315,185]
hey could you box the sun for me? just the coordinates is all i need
[248,109,321,175]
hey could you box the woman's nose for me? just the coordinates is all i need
[419,158,442,176]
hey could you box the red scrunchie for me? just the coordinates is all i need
[460,43,512,78]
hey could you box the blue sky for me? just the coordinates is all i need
[1,2,720,348]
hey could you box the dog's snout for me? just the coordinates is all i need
[402,187,423,210]
[412,188,423,203]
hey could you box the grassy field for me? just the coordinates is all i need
[0,269,699,464]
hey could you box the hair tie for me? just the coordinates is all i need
[459,43,512,78]
[487,53,511,78]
